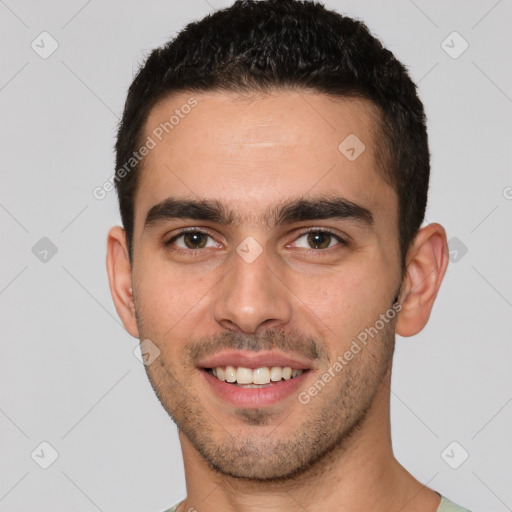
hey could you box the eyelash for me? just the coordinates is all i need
[164,227,348,254]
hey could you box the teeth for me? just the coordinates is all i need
[253,367,270,384]
[225,365,236,383]
[236,367,253,384]
[209,365,303,385]
[270,366,282,381]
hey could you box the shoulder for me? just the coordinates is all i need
[161,504,180,512]
[437,495,473,512]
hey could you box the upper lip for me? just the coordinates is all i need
[197,350,312,370]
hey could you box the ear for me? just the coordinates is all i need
[106,226,139,338]
[395,223,449,337]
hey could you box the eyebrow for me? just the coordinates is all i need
[144,196,374,229]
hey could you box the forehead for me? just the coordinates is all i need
[135,90,396,230]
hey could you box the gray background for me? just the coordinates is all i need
[0,0,511,510]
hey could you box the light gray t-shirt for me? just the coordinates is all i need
[164,494,472,511]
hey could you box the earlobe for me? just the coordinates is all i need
[106,226,140,338]
[395,223,449,338]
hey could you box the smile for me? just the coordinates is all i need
[197,350,312,407]
[206,366,304,386]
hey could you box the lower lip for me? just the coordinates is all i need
[201,369,309,408]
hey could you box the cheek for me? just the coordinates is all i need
[285,267,365,338]
[133,257,216,340]
[289,261,394,343]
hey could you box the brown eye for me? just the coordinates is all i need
[182,232,208,249]
[291,230,346,251]
[307,231,333,249]
[166,230,217,250]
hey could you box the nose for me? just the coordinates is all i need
[212,245,293,334]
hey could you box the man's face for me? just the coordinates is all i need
[130,90,402,479]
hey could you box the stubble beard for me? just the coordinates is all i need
[137,312,395,482]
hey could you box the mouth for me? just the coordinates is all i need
[197,350,312,408]
[204,365,305,387]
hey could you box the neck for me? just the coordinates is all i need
[176,371,440,512]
